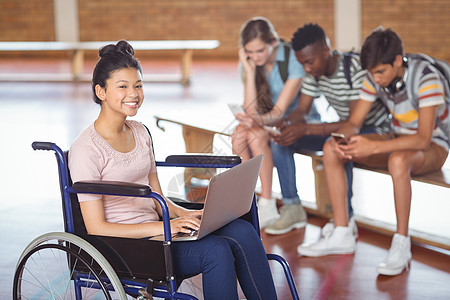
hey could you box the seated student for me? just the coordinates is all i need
[298,28,450,276]
[231,17,319,228]
[68,40,277,299]
[266,23,389,235]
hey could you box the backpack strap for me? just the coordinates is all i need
[278,42,290,83]
[342,51,356,89]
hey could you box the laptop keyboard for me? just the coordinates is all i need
[173,230,199,238]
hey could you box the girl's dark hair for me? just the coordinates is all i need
[240,17,279,114]
[360,27,403,70]
[91,40,142,105]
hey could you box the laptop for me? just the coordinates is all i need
[152,154,263,242]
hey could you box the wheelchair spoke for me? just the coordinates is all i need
[14,243,114,299]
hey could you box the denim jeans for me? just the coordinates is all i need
[271,126,378,218]
[172,219,276,299]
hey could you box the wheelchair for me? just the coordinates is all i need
[13,141,300,299]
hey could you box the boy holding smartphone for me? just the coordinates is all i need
[267,24,389,236]
[298,28,449,276]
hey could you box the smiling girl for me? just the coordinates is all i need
[68,40,277,299]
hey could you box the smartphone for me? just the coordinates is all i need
[263,125,281,135]
[331,132,348,145]
[228,103,245,115]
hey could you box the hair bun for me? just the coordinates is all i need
[98,40,135,58]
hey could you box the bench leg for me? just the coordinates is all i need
[180,49,193,85]
[182,126,216,201]
[312,157,333,218]
[71,49,84,81]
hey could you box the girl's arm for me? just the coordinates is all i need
[148,172,201,219]
[259,77,302,125]
[239,48,258,112]
[79,199,165,238]
[78,172,202,239]
[80,197,201,239]
[237,77,302,128]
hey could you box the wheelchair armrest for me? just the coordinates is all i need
[73,180,152,196]
[164,154,241,165]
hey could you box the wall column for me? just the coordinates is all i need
[334,0,361,51]
[53,0,79,42]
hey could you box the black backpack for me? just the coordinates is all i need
[342,51,359,89]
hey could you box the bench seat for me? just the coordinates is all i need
[295,149,450,189]
[0,40,220,84]
[152,116,450,249]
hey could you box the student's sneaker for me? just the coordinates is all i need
[257,197,280,229]
[297,226,356,257]
[377,233,412,276]
[321,216,358,238]
[264,203,307,235]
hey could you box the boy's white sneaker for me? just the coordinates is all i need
[321,216,358,238]
[297,226,356,257]
[377,233,412,276]
[257,197,280,229]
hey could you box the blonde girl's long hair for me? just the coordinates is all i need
[240,17,279,114]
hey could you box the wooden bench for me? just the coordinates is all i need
[295,149,450,211]
[154,115,450,249]
[0,40,219,84]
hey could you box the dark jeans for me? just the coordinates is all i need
[172,219,276,299]
[270,126,378,218]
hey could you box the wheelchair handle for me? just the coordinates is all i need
[32,141,55,151]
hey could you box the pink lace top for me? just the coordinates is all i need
[69,120,159,224]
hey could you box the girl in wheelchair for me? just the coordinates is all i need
[68,40,277,299]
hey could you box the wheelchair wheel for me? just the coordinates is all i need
[13,232,127,300]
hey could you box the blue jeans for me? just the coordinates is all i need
[172,219,276,299]
[271,126,378,218]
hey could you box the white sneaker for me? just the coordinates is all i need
[321,216,358,238]
[257,197,280,228]
[297,226,356,257]
[377,233,412,276]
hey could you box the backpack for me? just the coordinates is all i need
[406,53,450,94]
[406,53,450,143]
[277,41,291,83]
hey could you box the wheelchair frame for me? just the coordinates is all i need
[13,141,299,299]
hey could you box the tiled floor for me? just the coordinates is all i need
[0,58,449,299]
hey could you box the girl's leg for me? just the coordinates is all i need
[214,219,277,299]
[172,236,239,299]
[246,127,273,199]
[232,124,251,161]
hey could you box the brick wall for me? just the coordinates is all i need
[362,0,450,61]
[0,0,448,61]
[0,0,54,41]
[77,0,335,59]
